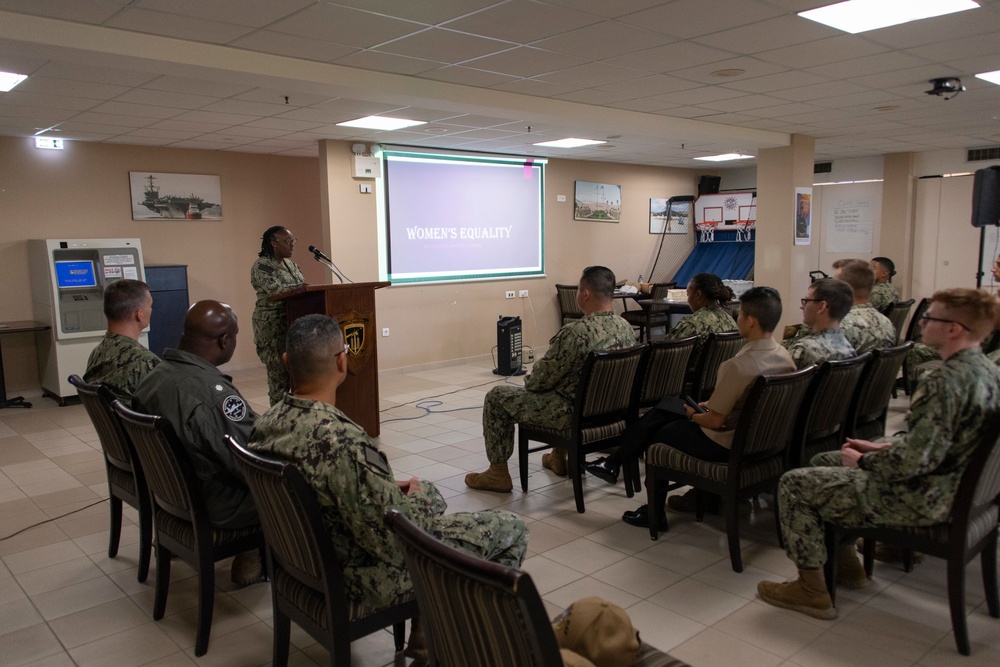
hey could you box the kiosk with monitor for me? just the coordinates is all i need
[29,238,146,403]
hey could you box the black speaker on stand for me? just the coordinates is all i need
[972,166,1000,228]
[494,316,525,376]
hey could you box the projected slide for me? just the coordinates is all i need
[383,151,544,283]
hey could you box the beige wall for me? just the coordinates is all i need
[1,136,705,391]
[0,136,324,392]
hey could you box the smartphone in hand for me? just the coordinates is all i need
[684,396,708,414]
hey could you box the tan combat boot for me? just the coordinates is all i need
[465,464,513,492]
[230,550,262,587]
[542,448,568,476]
[837,546,870,589]
[757,568,837,620]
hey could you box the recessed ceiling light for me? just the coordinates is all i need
[710,69,746,78]
[976,69,1000,86]
[694,153,754,162]
[336,116,427,130]
[0,71,28,92]
[422,126,449,133]
[799,0,979,34]
[533,138,606,148]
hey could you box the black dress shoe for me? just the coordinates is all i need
[584,457,620,485]
[621,505,668,530]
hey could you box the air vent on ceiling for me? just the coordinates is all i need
[814,162,833,174]
[968,146,1000,162]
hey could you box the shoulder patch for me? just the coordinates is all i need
[222,394,248,422]
[258,264,275,274]
[363,445,391,475]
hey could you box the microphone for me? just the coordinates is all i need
[308,245,332,262]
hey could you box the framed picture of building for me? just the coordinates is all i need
[129,172,223,220]
[574,181,621,222]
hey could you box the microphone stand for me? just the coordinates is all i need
[311,253,349,284]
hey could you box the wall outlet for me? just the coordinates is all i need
[556,195,566,202]
[519,290,529,298]
[382,327,390,336]
[524,349,534,363]
[505,291,515,299]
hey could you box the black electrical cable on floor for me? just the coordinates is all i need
[0,498,108,541]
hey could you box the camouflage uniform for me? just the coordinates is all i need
[666,304,737,372]
[251,256,305,405]
[250,395,528,609]
[83,332,160,402]
[869,282,899,312]
[778,347,1000,569]
[483,311,636,464]
[841,304,898,353]
[784,328,856,369]
[133,348,258,529]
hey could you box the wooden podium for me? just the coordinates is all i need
[270,282,389,436]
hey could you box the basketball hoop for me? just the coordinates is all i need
[697,221,718,243]
[736,219,756,242]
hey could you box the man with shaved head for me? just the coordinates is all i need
[250,314,527,657]
[133,300,261,585]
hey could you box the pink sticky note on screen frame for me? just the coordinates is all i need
[523,159,534,178]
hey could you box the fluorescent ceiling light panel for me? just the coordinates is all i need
[799,0,979,34]
[532,138,606,148]
[976,69,1000,86]
[0,71,28,92]
[694,153,754,162]
[337,116,426,130]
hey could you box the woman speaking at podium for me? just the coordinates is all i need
[251,226,304,405]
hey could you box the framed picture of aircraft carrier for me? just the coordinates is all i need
[129,172,223,220]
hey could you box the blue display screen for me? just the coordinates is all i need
[55,260,98,288]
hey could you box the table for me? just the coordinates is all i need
[0,321,51,409]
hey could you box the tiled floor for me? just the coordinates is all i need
[2,359,999,666]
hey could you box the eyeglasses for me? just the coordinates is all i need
[337,343,350,356]
[918,314,971,331]
[800,298,823,306]
[277,237,296,245]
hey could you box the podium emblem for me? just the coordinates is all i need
[338,311,372,375]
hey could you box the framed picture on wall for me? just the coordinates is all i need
[129,172,223,220]
[795,187,812,246]
[574,181,621,222]
[650,197,693,234]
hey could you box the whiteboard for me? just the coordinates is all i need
[823,182,880,254]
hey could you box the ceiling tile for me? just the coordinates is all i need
[68,111,157,128]
[604,97,678,113]
[807,51,931,80]
[463,47,586,78]
[147,119,229,132]
[243,117,326,131]
[105,7,255,43]
[198,99,289,117]
[272,107,356,124]
[444,0,601,43]
[141,75,255,98]
[379,106,462,122]
[743,102,824,118]
[720,70,830,94]
[1,90,103,111]
[754,35,889,70]
[123,127,200,140]
[693,14,838,54]
[233,89,331,107]
[310,98,404,115]
[653,86,745,105]
[617,0,784,39]
[28,61,157,87]
[552,89,634,106]
[771,80,872,103]
[169,139,243,150]
[536,62,647,88]
[268,4,423,48]
[697,93,790,113]
[533,21,673,60]
[434,114,517,129]
[594,74,701,97]
[0,0,126,24]
[209,125,288,139]
[12,77,130,99]
[862,4,1000,50]
[0,104,76,121]
[132,0,313,28]
[604,41,734,73]
[172,110,260,125]
[115,88,219,110]
[669,56,788,84]
[230,30,358,62]
[329,0,499,24]
[376,28,513,63]
[88,101,180,119]
[905,33,1000,64]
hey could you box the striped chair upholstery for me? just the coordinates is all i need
[879,298,915,343]
[385,509,691,667]
[844,342,911,441]
[518,345,646,513]
[824,412,1000,656]
[113,402,264,657]
[555,284,584,325]
[68,375,152,583]
[618,337,699,495]
[789,354,870,470]
[687,331,745,401]
[645,366,816,572]
[226,437,417,667]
